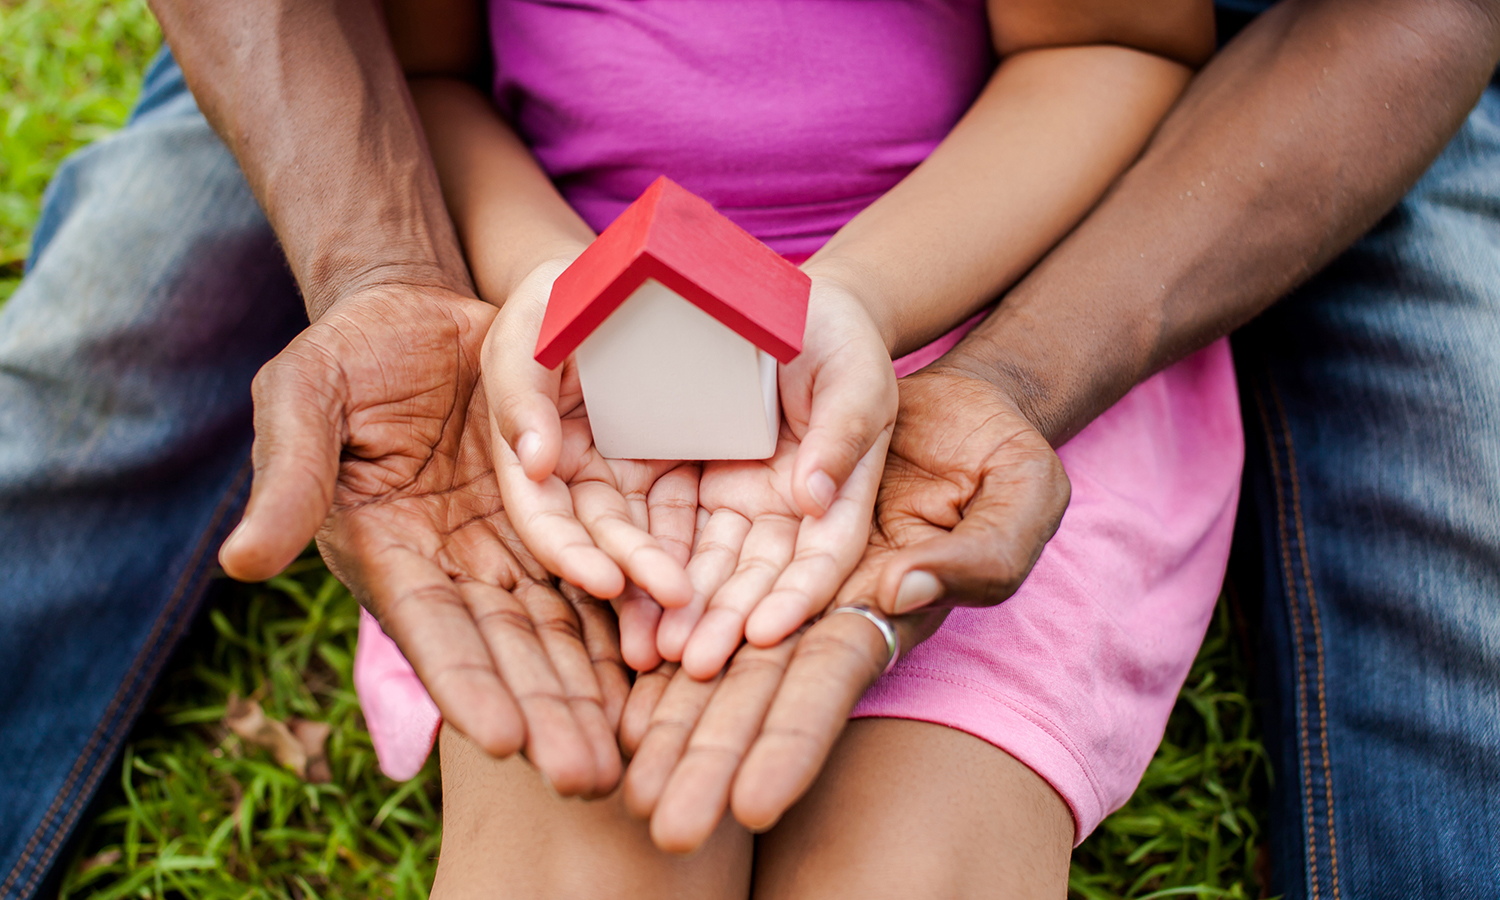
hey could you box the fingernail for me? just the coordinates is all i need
[516,430,541,466]
[893,570,943,614]
[807,470,836,513]
[219,523,247,565]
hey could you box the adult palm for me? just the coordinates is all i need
[621,367,1072,851]
[218,284,627,797]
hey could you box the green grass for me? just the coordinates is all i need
[3,2,1271,895]
[0,0,159,301]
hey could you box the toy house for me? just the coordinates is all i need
[534,177,810,460]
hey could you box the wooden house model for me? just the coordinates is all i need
[534,177,810,460]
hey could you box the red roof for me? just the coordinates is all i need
[534,177,810,369]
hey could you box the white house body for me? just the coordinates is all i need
[575,278,779,460]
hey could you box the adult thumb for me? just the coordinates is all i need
[873,455,1070,616]
[219,350,343,581]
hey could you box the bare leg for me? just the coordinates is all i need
[753,719,1073,900]
[432,725,754,900]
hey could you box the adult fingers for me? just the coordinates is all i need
[494,436,627,600]
[220,345,343,581]
[874,441,1071,616]
[619,661,679,757]
[620,663,723,821]
[729,610,940,832]
[649,638,799,853]
[481,282,565,481]
[744,433,886,646]
[331,539,527,761]
[561,581,632,735]
[514,579,626,796]
[459,578,602,797]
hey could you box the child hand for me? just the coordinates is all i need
[655,277,897,678]
[483,255,696,670]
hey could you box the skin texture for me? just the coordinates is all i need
[398,0,1208,891]
[149,0,629,795]
[628,0,1500,865]
[399,0,1206,682]
[149,0,1500,891]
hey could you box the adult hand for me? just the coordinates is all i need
[218,283,628,798]
[620,608,944,853]
[617,367,1070,849]
[861,367,1071,616]
[654,277,897,679]
[484,256,697,671]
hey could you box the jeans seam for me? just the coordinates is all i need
[1270,380,1342,899]
[1254,382,1321,900]
[0,458,252,900]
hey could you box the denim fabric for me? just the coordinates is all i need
[1235,84,1500,898]
[0,49,304,899]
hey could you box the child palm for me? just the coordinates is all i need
[657,277,896,678]
[485,258,697,670]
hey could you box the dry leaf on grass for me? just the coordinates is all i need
[224,694,331,783]
[77,849,121,874]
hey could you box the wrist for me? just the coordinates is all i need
[305,258,478,321]
[801,256,903,354]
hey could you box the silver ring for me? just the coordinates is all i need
[826,605,900,676]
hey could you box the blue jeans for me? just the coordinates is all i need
[1233,81,1500,900]
[2,45,1498,899]
[0,51,304,899]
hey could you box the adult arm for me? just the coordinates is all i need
[621,0,1500,847]
[147,0,477,320]
[948,0,1500,447]
[149,0,628,795]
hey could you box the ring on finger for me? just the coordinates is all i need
[825,605,900,676]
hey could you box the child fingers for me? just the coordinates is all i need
[658,510,751,662]
[572,479,693,608]
[680,515,797,680]
[495,439,626,599]
[614,583,665,673]
[482,284,564,482]
[649,637,797,854]
[745,437,883,645]
[647,463,701,571]
[789,365,896,518]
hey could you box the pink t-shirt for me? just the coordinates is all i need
[352,0,1243,844]
[490,0,992,257]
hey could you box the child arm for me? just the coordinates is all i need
[378,1,696,652]
[806,0,1215,357]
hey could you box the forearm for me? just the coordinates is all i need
[944,0,1500,444]
[148,0,473,319]
[807,45,1191,357]
[409,78,595,303]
